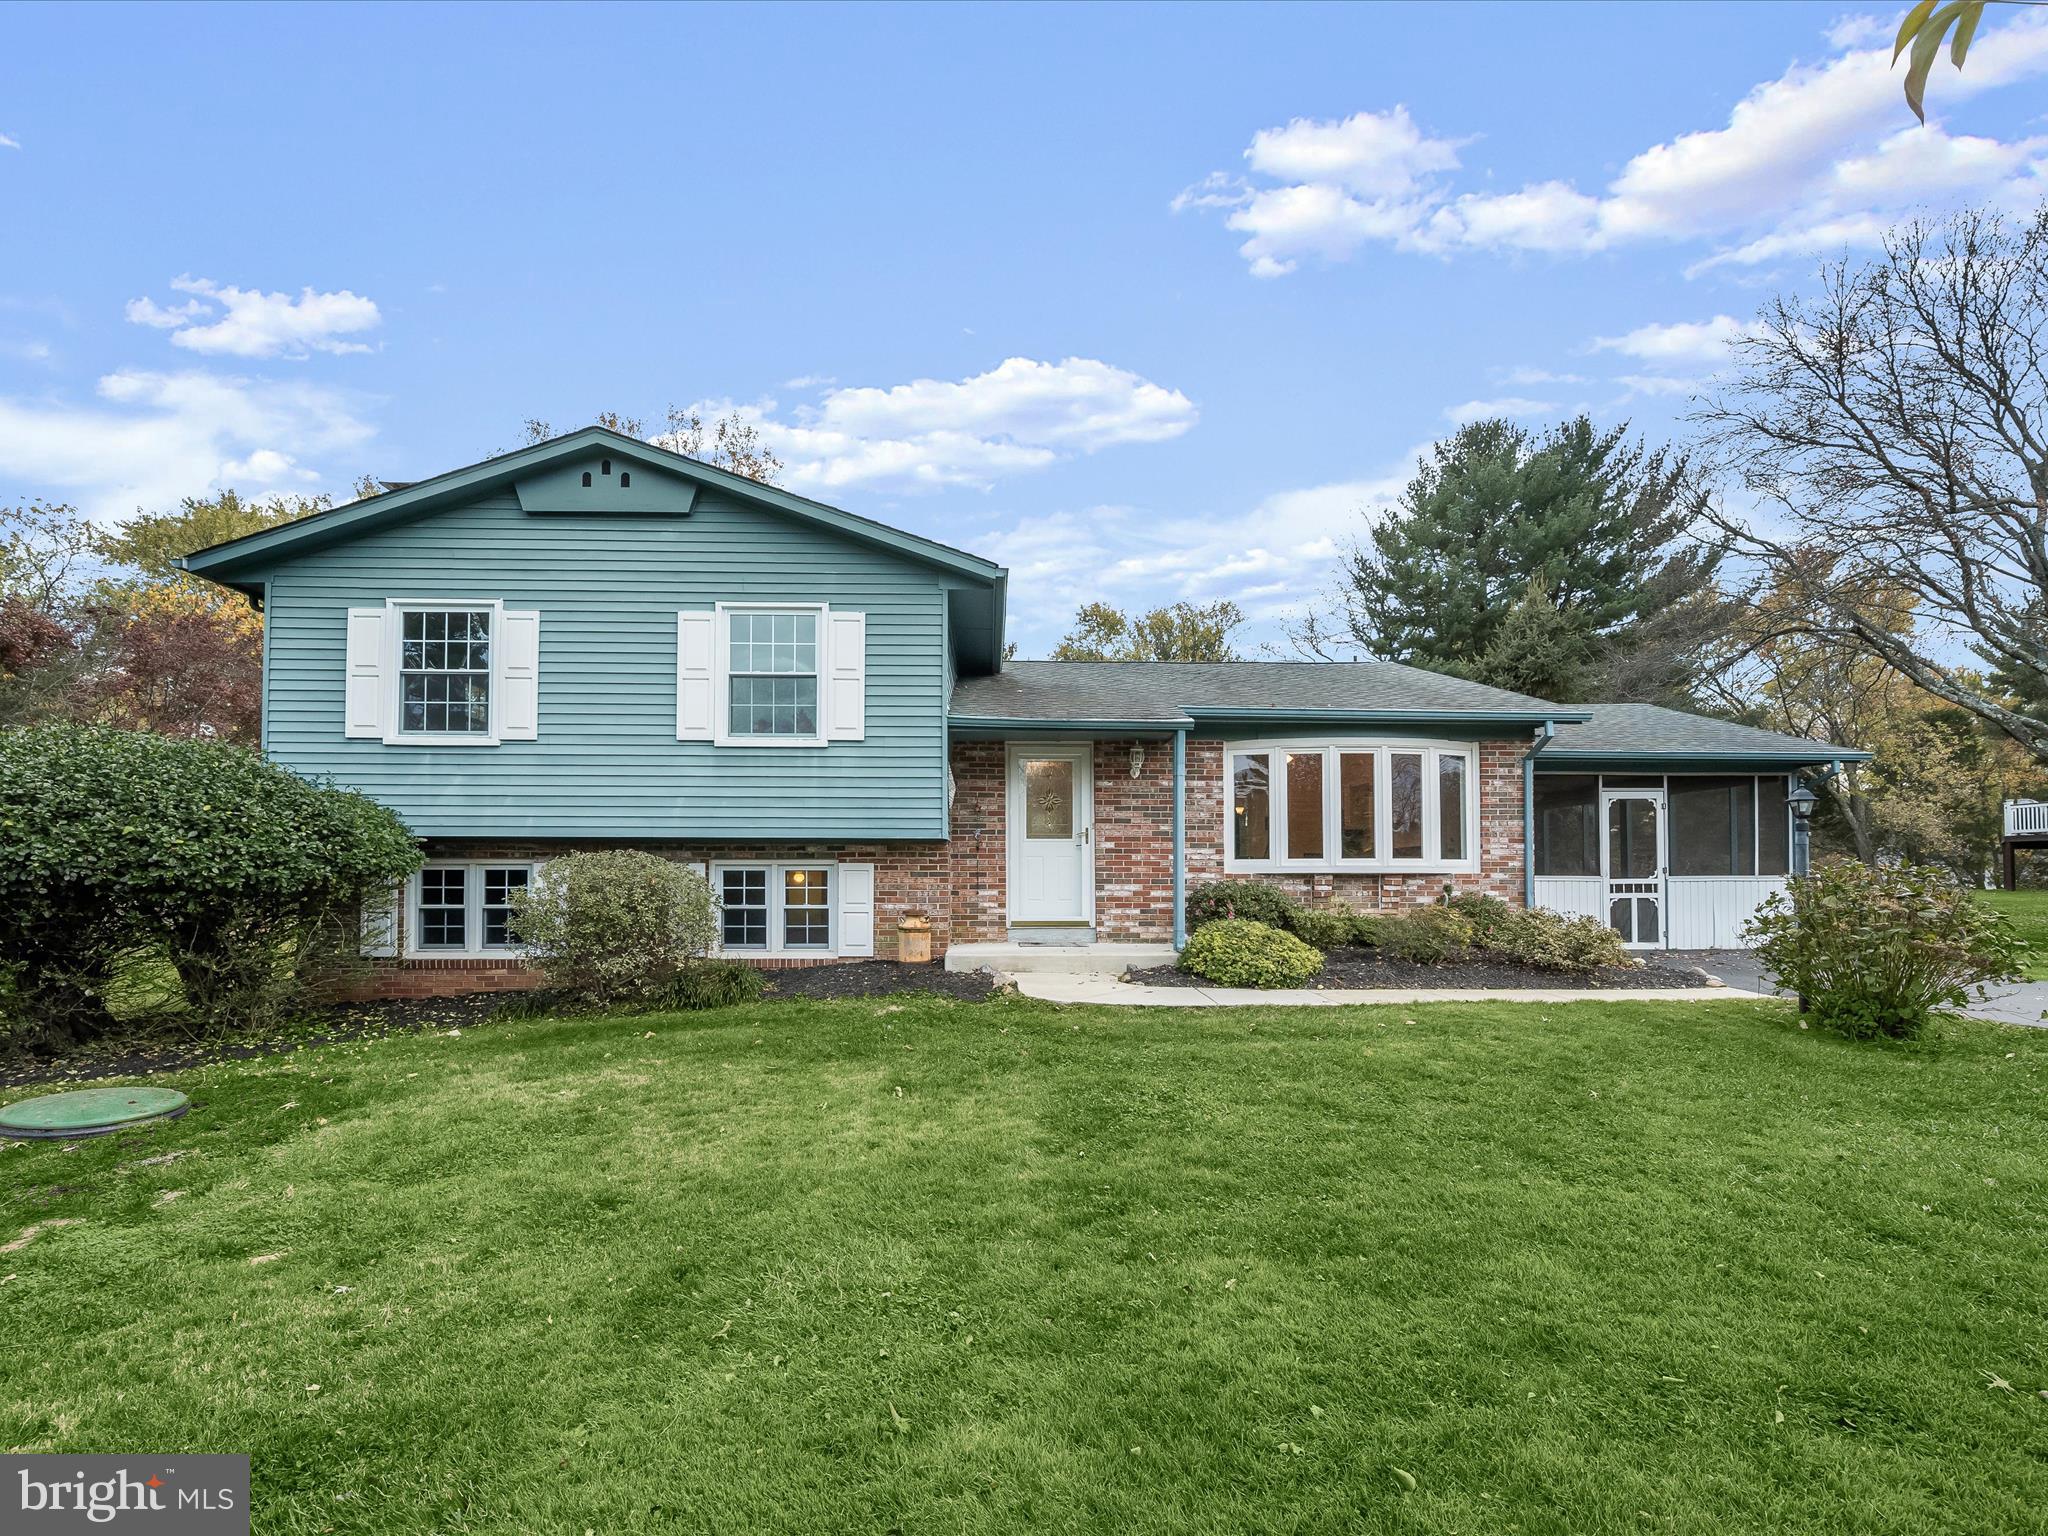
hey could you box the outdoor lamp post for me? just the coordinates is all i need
[1784,780,1820,1016]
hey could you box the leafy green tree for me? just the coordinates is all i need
[1305,416,1719,702]
[0,724,420,1039]
[95,490,325,583]
[1050,599,1245,662]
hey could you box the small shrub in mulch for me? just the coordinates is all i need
[1180,919,1323,989]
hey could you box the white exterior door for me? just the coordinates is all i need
[1007,746,1093,926]
[1602,790,1667,949]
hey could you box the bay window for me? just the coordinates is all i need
[1224,740,1479,872]
[1232,753,1271,861]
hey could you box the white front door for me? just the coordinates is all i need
[1601,790,1667,949]
[1007,745,1093,926]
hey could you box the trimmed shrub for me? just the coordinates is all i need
[1288,907,1355,952]
[1445,892,1517,946]
[665,959,765,1011]
[1367,907,1476,965]
[0,723,419,1040]
[1179,918,1323,988]
[1494,907,1634,973]
[1184,880,1301,935]
[511,851,720,1006]
[1747,859,2020,1040]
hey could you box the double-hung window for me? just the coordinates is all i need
[1226,741,1478,872]
[716,862,835,954]
[400,607,493,737]
[725,608,819,740]
[409,862,534,956]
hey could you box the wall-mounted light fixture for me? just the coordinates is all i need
[1788,783,1819,822]
[1129,745,1146,778]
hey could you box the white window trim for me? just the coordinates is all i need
[712,601,831,749]
[383,597,505,748]
[405,860,537,958]
[1222,738,1482,875]
[711,860,840,955]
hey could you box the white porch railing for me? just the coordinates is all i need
[2006,800,2048,837]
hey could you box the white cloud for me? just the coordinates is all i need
[0,339,52,363]
[1244,107,1465,199]
[985,460,1423,650]
[1500,366,1589,386]
[1825,14,1889,51]
[0,133,19,150]
[1444,395,1555,425]
[124,276,382,358]
[672,357,1197,493]
[1592,315,1752,366]
[0,369,374,519]
[1614,374,1704,399]
[1181,14,2048,274]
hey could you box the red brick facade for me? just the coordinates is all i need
[349,735,1533,996]
[944,733,1531,943]
[1182,737,1529,912]
[349,836,951,998]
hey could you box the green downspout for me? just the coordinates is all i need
[1524,719,1557,907]
[1172,726,1188,949]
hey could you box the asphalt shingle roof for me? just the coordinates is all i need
[1539,702,1865,760]
[948,660,1569,723]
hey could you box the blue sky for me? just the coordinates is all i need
[4,1,2046,652]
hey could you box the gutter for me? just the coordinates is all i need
[1524,718,1557,908]
[1184,707,1592,728]
[945,715,1193,733]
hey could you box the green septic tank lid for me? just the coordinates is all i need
[0,1085,190,1139]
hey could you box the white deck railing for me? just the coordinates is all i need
[2006,800,2048,837]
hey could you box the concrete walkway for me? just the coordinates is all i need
[1668,949,2048,1027]
[1009,974,1761,1008]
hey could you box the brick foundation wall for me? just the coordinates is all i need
[349,836,953,999]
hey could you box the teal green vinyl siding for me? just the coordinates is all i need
[257,488,949,839]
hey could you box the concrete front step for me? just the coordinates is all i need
[944,941,1177,976]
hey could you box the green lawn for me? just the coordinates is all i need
[4,996,2045,1534]
[1976,888,2048,979]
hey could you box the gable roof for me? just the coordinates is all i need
[949,660,1587,729]
[1536,703,1869,766]
[176,425,1007,590]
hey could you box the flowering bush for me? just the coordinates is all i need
[1746,859,2020,1040]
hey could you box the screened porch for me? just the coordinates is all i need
[1531,772,1798,950]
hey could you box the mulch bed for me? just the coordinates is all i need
[761,961,998,1002]
[1128,945,1713,992]
[0,994,514,1091]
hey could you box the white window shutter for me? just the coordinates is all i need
[826,610,866,741]
[839,862,875,956]
[500,609,540,740]
[345,607,386,739]
[360,881,401,958]
[677,611,716,740]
